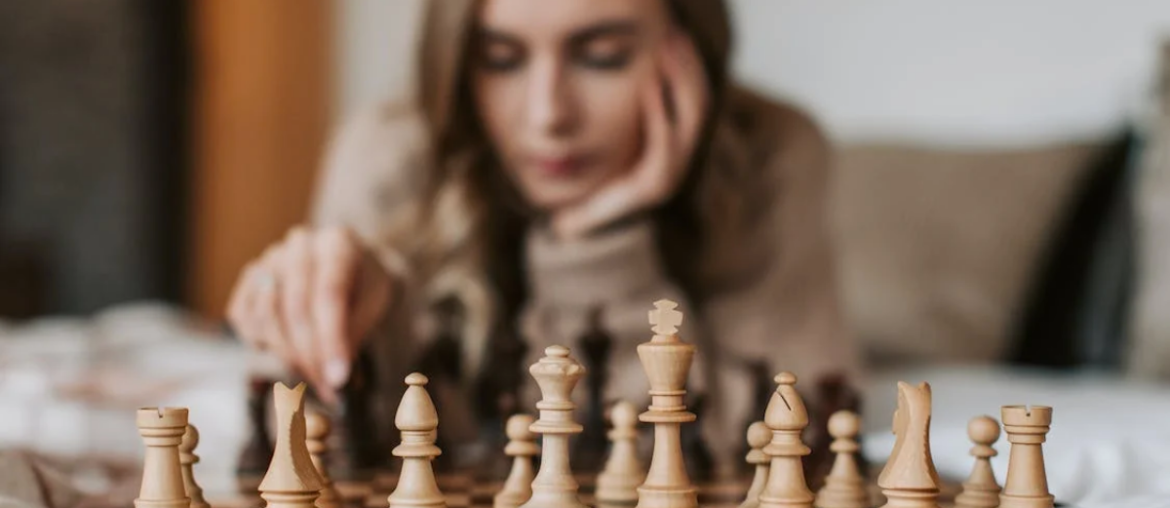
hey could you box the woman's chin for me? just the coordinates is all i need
[518,184,599,212]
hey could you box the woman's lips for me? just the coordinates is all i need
[532,155,588,178]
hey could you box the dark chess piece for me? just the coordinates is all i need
[681,392,715,481]
[332,347,392,478]
[475,323,531,480]
[236,376,275,483]
[573,305,612,472]
[803,373,863,490]
[415,296,466,473]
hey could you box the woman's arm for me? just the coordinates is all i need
[227,102,427,404]
[311,102,428,279]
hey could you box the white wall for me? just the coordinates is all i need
[334,0,423,120]
[335,0,1170,145]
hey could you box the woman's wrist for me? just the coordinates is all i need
[526,217,667,306]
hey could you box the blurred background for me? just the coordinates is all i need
[2,0,1170,504]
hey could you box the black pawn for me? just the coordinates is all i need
[573,306,612,472]
[236,376,274,483]
[332,347,392,478]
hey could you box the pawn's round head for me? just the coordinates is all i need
[306,411,331,440]
[546,345,569,358]
[181,424,199,451]
[746,421,770,449]
[610,400,638,428]
[774,372,797,386]
[968,415,1000,444]
[506,413,536,441]
[828,410,861,439]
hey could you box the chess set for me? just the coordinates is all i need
[130,300,1058,508]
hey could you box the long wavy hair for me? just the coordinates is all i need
[394,0,777,372]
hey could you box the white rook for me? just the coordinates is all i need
[999,406,1054,508]
[136,407,191,508]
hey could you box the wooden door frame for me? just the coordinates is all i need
[190,0,334,319]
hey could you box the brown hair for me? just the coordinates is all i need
[403,0,775,370]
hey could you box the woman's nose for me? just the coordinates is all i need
[526,59,576,137]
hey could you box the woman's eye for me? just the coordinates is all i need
[576,40,633,70]
[477,41,525,72]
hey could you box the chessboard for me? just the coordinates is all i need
[217,470,962,508]
[218,473,755,508]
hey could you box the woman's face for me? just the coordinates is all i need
[472,0,673,211]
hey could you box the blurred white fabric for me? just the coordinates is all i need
[862,365,1170,508]
[0,303,249,497]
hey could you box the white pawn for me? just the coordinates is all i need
[596,400,645,503]
[306,411,342,508]
[136,407,191,508]
[757,372,814,508]
[955,416,1002,508]
[388,373,446,508]
[815,410,868,508]
[494,414,539,508]
[179,424,210,508]
[738,421,771,508]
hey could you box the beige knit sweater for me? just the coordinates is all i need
[310,93,860,470]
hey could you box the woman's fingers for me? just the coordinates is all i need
[254,247,296,371]
[350,244,394,344]
[227,225,394,405]
[279,227,321,390]
[551,173,643,238]
[313,227,361,391]
[551,46,691,239]
[228,262,261,348]
[638,66,673,189]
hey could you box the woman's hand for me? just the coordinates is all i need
[227,225,393,404]
[551,31,710,239]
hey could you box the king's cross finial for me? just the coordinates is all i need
[649,299,683,336]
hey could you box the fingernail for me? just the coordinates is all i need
[325,358,350,388]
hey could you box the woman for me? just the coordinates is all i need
[227,0,858,470]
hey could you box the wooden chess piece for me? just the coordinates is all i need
[807,374,864,490]
[636,299,698,508]
[260,383,324,508]
[597,400,645,504]
[387,373,446,508]
[815,410,868,508]
[998,406,1054,508]
[306,411,342,508]
[738,421,771,508]
[180,424,210,508]
[876,382,940,508]
[955,416,1002,508]
[135,407,190,508]
[494,414,539,508]
[518,346,588,508]
[757,373,814,508]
